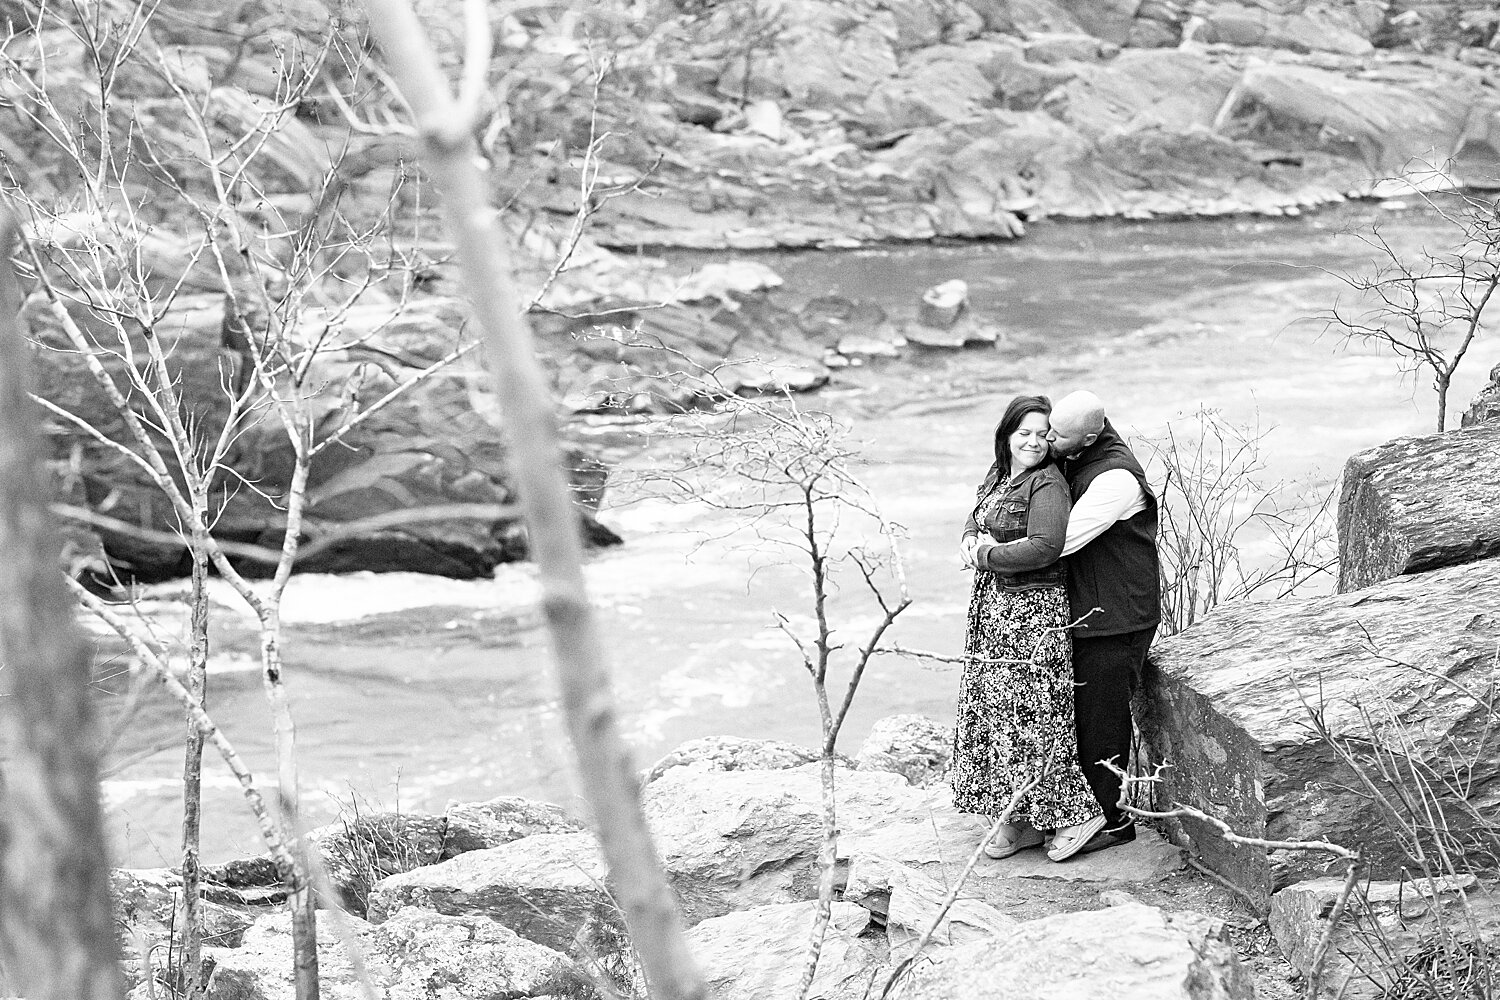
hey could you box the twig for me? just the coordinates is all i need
[878,775,1044,999]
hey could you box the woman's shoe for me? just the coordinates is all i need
[984,821,1044,859]
[1046,814,1107,862]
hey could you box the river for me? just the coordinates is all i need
[99,202,1492,868]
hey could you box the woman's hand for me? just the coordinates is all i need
[959,533,980,569]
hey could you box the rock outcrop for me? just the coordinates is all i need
[686,901,885,1000]
[203,907,601,1000]
[1336,421,1500,591]
[23,290,620,581]
[309,797,583,915]
[853,713,953,787]
[642,734,848,785]
[1269,875,1500,999]
[584,2,1500,248]
[639,762,952,922]
[1139,558,1500,906]
[843,852,1017,954]
[113,868,252,986]
[1462,362,1500,427]
[111,720,1252,998]
[902,902,1253,999]
[366,831,626,960]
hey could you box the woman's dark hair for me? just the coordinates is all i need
[993,394,1053,479]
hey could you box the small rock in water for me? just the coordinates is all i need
[917,279,969,329]
[904,315,997,349]
[837,332,904,359]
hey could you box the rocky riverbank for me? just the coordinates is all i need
[99,372,1500,998]
[114,721,1270,1000]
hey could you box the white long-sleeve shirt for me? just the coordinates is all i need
[1061,468,1148,557]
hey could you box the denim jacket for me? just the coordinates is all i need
[964,463,1070,592]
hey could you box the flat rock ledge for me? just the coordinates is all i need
[1269,875,1500,1000]
[1139,558,1500,907]
[1336,421,1500,592]
[903,902,1252,1000]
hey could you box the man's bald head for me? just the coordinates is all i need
[1047,390,1106,458]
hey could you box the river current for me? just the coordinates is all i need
[101,203,1491,868]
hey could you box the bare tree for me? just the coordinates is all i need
[0,5,491,994]
[1142,408,1336,636]
[1321,178,1499,432]
[0,209,124,1000]
[358,2,709,999]
[637,383,913,999]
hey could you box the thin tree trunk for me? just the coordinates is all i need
[262,451,318,1000]
[262,612,319,1000]
[178,518,210,999]
[0,214,124,999]
[358,5,706,997]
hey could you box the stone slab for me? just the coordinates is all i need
[902,902,1252,999]
[366,832,624,960]
[1269,875,1500,999]
[1139,558,1500,907]
[1337,421,1500,592]
[974,826,1183,884]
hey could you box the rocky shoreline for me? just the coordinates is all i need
[102,370,1500,998]
[115,723,1260,1000]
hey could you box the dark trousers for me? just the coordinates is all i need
[1073,626,1156,827]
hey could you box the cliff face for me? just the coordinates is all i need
[574,0,1500,248]
[7,0,1497,254]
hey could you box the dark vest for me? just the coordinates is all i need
[1061,420,1161,637]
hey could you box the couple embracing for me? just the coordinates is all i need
[954,391,1161,863]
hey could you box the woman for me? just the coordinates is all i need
[952,394,1105,862]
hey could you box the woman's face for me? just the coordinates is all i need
[1009,411,1051,473]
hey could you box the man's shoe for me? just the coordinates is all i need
[1046,814,1107,862]
[1076,819,1138,856]
[984,821,1045,859]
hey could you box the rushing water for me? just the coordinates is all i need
[99,203,1492,868]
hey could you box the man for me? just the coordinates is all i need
[1046,390,1161,855]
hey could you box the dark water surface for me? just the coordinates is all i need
[101,204,1491,867]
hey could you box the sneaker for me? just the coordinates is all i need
[1046,814,1107,862]
[983,821,1045,859]
[1076,819,1138,856]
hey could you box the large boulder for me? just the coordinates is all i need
[113,868,253,988]
[1193,3,1375,55]
[1461,362,1500,427]
[842,853,1015,955]
[901,902,1252,999]
[1138,558,1500,907]
[1269,874,1500,999]
[1213,62,1475,178]
[686,901,884,1000]
[204,907,600,1000]
[309,797,583,915]
[366,832,627,960]
[640,761,982,922]
[853,714,953,787]
[642,735,848,785]
[1336,421,1500,591]
[25,289,617,580]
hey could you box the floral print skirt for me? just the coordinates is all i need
[951,576,1100,831]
